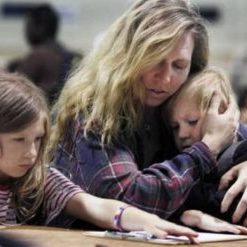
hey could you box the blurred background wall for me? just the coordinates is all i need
[0,0,132,67]
[0,0,246,76]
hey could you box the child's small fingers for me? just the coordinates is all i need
[149,227,168,239]
[236,225,247,234]
[219,223,241,234]
[157,221,198,238]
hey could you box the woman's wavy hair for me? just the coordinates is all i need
[49,0,209,150]
[0,71,49,222]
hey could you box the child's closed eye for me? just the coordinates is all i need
[170,124,179,131]
[188,120,198,126]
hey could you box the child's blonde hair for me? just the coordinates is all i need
[0,71,49,222]
[165,66,236,118]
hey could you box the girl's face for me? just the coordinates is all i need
[169,98,204,151]
[0,115,45,180]
[140,32,194,107]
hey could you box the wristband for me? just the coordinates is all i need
[113,205,133,231]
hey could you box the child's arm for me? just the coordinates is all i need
[65,192,198,241]
[180,210,247,234]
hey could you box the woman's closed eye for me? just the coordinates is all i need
[173,61,189,70]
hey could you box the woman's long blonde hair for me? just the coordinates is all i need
[49,0,209,151]
[0,71,49,222]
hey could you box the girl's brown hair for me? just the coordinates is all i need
[0,71,49,222]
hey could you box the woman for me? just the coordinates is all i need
[49,0,239,219]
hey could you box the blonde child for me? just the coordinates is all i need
[163,67,247,228]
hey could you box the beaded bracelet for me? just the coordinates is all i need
[113,205,133,231]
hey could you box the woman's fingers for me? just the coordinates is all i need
[218,166,237,191]
[219,162,247,223]
[232,189,247,223]
[202,93,239,157]
[221,179,243,214]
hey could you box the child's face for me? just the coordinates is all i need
[0,115,45,180]
[169,97,204,151]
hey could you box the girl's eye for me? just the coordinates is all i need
[13,138,25,142]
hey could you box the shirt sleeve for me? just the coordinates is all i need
[53,122,216,219]
[43,167,83,225]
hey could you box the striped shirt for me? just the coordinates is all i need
[0,168,83,226]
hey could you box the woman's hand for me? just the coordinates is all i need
[219,161,247,225]
[181,210,247,234]
[201,93,239,158]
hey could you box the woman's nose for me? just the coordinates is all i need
[154,63,171,86]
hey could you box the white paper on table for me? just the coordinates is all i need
[83,231,247,245]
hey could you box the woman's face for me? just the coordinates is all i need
[140,32,194,107]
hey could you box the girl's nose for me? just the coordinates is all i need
[25,143,38,159]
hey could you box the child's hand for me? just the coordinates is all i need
[181,210,247,234]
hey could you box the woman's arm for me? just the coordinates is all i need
[54,134,216,219]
